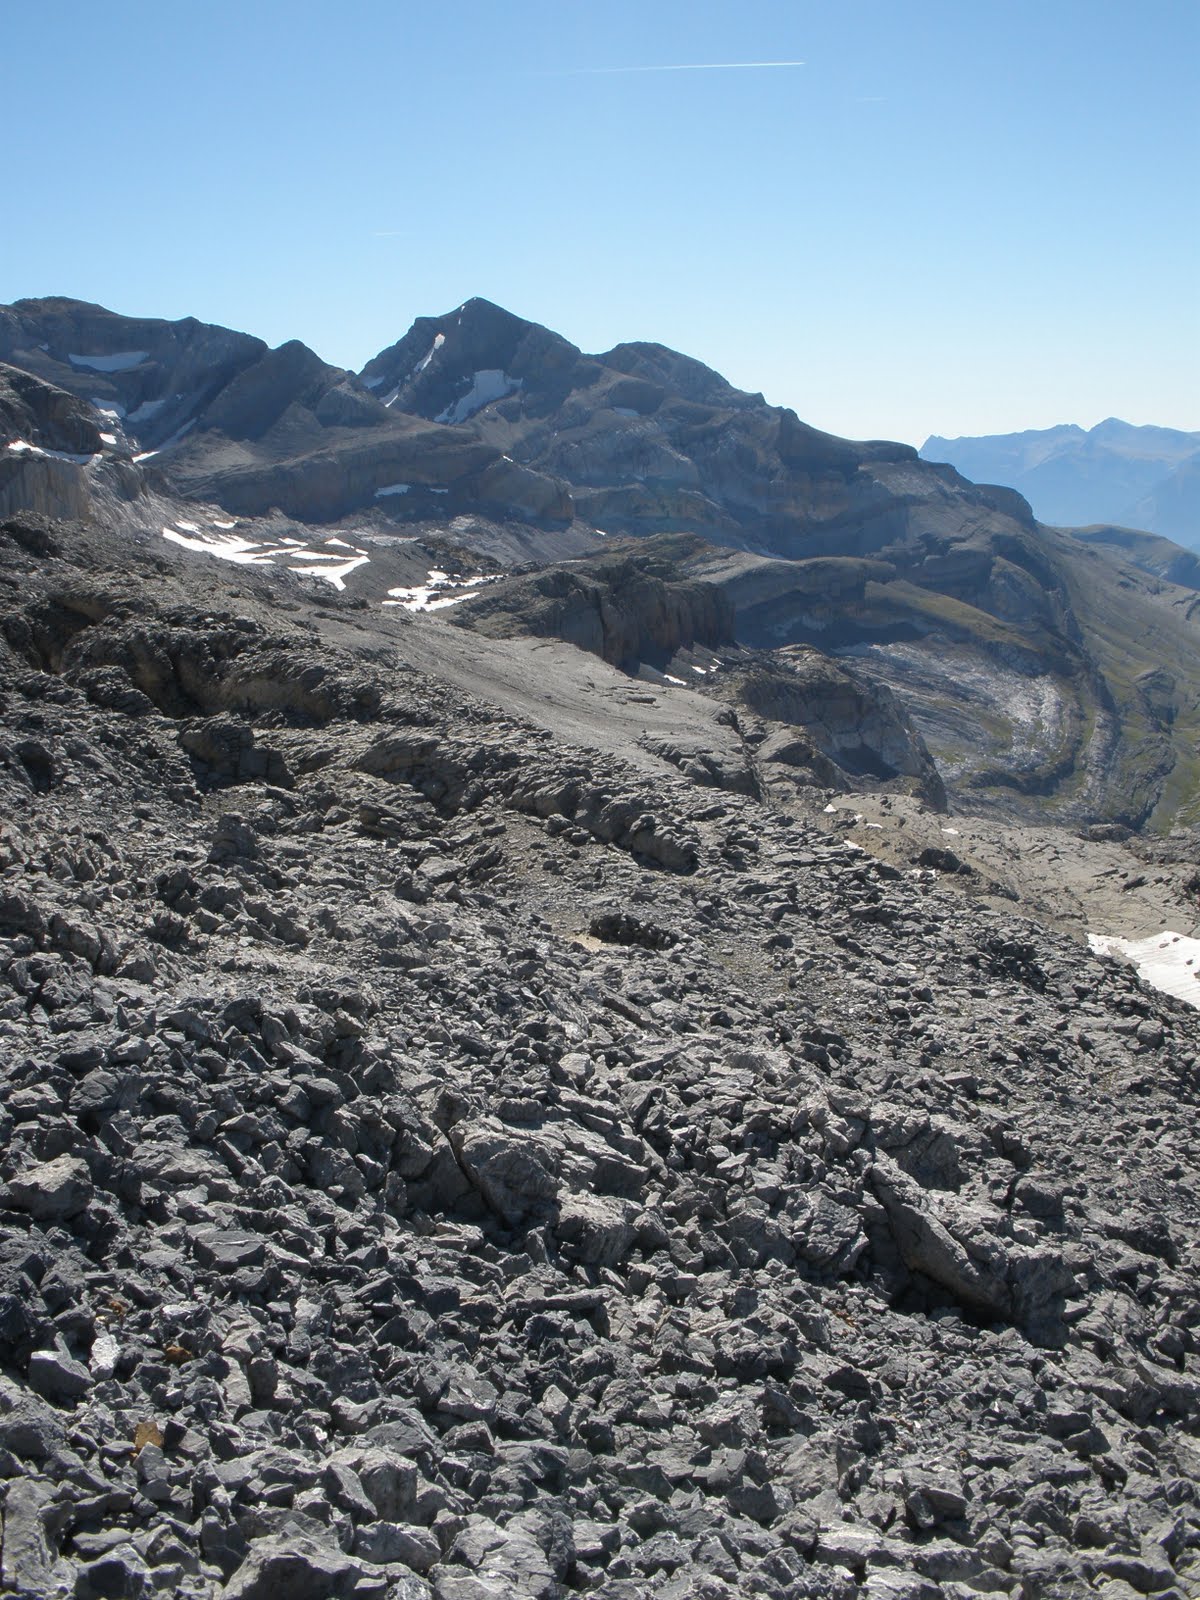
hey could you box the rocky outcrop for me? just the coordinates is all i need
[0,364,103,521]
[448,539,945,803]
[725,652,947,805]
[451,543,733,669]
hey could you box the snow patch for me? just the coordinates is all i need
[159,523,371,590]
[611,406,640,419]
[6,439,95,465]
[289,555,370,591]
[663,674,686,686]
[162,527,278,566]
[1088,930,1200,1009]
[413,332,445,375]
[383,569,499,613]
[132,418,195,461]
[99,432,118,446]
[375,483,410,497]
[91,398,126,419]
[127,397,167,423]
[436,369,521,425]
[68,351,148,373]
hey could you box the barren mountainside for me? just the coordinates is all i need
[0,508,1198,1599]
[0,293,1199,1598]
[3,295,1198,832]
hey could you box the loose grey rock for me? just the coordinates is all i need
[5,1154,93,1219]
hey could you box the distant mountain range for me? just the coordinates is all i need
[921,419,1200,549]
[3,294,1200,828]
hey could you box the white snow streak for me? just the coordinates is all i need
[413,332,445,375]
[6,439,95,465]
[127,397,167,423]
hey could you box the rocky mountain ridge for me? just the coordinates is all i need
[2,296,1200,833]
[0,300,567,528]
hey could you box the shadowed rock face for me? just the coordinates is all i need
[723,653,948,807]
[451,544,735,670]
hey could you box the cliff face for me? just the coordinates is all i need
[451,546,734,670]
[0,364,102,521]
[449,539,946,805]
[724,652,947,807]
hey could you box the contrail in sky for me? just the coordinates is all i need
[563,60,805,76]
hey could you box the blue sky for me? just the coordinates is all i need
[4,0,1196,444]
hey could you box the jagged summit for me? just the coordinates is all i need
[360,297,585,423]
